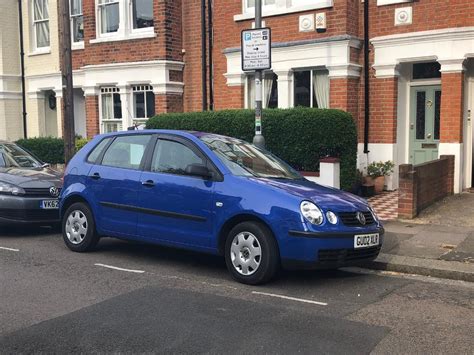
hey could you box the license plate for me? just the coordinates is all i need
[40,200,59,209]
[354,233,379,249]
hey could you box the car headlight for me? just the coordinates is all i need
[300,201,324,225]
[326,211,338,225]
[0,181,25,196]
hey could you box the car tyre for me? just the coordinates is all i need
[224,221,280,285]
[62,202,99,252]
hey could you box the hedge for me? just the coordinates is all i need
[16,137,90,164]
[146,108,357,190]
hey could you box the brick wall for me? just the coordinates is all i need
[85,96,99,139]
[398,155,455,219]
[440,72,464,143]
[155,94,184,114]
[329,78,359,120]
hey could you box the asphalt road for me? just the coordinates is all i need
[0,226,473,354]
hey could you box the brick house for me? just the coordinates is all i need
[1,0,473,193]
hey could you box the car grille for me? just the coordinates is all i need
[0,209,59,221]
[318,246,381,264]
[338,211,375,227]
[23,188,61,198]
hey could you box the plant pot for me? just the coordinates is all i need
[365,176,385,194]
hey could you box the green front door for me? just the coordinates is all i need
[409,86,441,165]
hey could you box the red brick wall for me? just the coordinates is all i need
[329,78,359,121]
[85,96,100,139]
[155,94,184,114]
[440,72,464,143]
[368,77,398,144]
[398,155,455,219]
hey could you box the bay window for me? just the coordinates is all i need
[132,85,155,125]
[70,0,84,43]
[101,87,123,133]
[245,0,276,11]
[247,73,278,109]
[32,0,50,50]
[239,0,333,19]
[294,70,329,108]
[98,0,120,34]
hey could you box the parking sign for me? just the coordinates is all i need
[241,28,272,71]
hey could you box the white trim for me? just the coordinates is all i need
[0,92,22,100]
[72,42,85,51]
[377,0,413,6]
[235,1,334,22]
[438,59,466,74]
[28,48,51,56]
[90,31,156,44]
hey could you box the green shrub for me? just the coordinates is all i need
[16,137,65,164]
[146,108,357,190]
[16,137,90,164]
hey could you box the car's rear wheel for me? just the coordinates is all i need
[63,202,99,252]
[224,221,280,285]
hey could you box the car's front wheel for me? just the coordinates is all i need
[224,221,280,285]
[62,202,99,252]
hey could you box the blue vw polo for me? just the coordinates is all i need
[60,130,383,285]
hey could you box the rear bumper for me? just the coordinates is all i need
[0,195,60,225]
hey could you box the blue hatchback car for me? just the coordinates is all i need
[60,130,383,284]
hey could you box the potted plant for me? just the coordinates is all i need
[366,161,395,194]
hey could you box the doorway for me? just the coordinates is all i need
[409,85,441,165]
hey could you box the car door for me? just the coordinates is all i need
[87,134,152,237]
[136,135,217,248]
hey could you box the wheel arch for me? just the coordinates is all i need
[217,213,278,256]
[61,194,92,218]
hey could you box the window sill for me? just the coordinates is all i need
[90,31,156,44]
[28,48,51,57]
[234,1,334,21]
[72,42,85,51]
[376,0,413,6]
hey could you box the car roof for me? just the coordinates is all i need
[99,129,230,141]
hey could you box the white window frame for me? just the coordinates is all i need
[70,0,84,48]
[377,0,413,6]
[238,0,333,20]
[132,85,155,124]
[129,0,154,35]
[31,0,50,52]
[100,87,123,133]
[96,0,122,38]
[293,69,329,109]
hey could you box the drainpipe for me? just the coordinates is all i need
[18,0,28,138]
[201,0,208,111]
[363,0,370,154]
[207,0,214,111]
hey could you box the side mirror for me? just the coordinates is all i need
[185,163,212,179]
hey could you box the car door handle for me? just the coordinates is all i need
[90,172,101,180]
[142,180,155,187]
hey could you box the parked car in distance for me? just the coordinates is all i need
[0,141,62,226]
[60,130,384,285]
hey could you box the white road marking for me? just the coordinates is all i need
[94,263,145,274]
[252,291,328,306]
[0,247,19,252]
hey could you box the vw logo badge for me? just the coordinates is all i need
[49,186,60,198]
[356,211,366,226]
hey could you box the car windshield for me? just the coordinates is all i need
[199,135,302,180]
[0,143,42,169]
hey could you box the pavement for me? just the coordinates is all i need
[367,193,474,283]
[1,226,473,353]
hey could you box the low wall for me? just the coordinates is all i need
[301,157,340,189]
[398,155,455,219]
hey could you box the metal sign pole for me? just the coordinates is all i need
[253,0,265,149]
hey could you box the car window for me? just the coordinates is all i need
[101,135,151,170]
[87,138,112,164]
[0,144,42,168]
[151,139,204,176]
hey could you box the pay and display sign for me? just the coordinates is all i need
[241,28,272,71]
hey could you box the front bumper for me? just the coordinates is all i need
[0,195,60,225]
[280,227,384,270]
